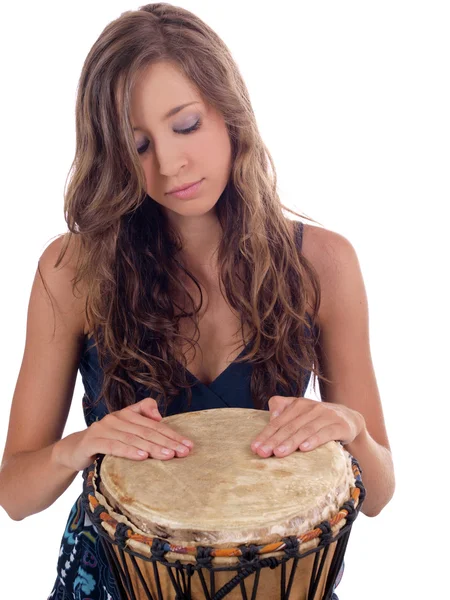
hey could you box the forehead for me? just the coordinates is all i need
[129,61,202,125]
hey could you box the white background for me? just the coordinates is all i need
[1,1,448,598]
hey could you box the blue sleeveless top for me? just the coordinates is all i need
[47,221,344,600]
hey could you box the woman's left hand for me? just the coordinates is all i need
[250,396,366,457]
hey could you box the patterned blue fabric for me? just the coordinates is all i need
[47,221,346,599]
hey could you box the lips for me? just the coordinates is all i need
[165,179,204,200]
[166,179,202,194]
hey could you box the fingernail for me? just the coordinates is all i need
[182,440,193,448]
[253,441,261,449]
[261,445,271,453]
[161,448,173,455]
[277,445,287,453]
[301,441,310,449]
[151,409,160,418]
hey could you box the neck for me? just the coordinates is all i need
[168,209,223,278]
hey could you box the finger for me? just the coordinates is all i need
[251,408,318,455]
[256,414,329,457]
[267,416,323,456]
[101,424,190,460]
[273,421,338,457]
[268,396,292,419]
[126,397,161,420]
[91,437,172,461]
[112,413,193,457]
[119,410,194,448]
[292,424,340,453]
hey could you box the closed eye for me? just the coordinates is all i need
[137,118,202,155]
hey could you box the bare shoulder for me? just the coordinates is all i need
[301,222,358,325]
[0,234,88,466]
[301,222,356,283]
[37,233,88,337]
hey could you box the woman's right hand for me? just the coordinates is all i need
[54,397,194,472]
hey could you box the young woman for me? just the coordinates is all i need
[0,3,395,599]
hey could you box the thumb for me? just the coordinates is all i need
[129,397,162,420]
[268,396,296,420]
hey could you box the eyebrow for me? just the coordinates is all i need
[132,101,200,131]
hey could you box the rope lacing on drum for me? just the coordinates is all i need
[282,535,300,558]
[173,559,196,577]
[92,503,105,522]
[237,544,260,563]
[341,482,367,526]
[356,479,367,502]
[115,522,133,549]
[196,546,214,568]
[317,521,332,547]
[213,556,279,599]
[341,499,357,524]
[151,537,168,560]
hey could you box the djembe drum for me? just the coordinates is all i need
[82,407,365,599]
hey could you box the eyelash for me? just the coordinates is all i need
[137,118,202,155]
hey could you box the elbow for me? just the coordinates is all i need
[0,484,25,522]
[362,506,384,518]
[0,489,21,522]
[10,512,25,522]
[0,503,25,522]
[361,483,396,518]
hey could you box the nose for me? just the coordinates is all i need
[154,140,188,178]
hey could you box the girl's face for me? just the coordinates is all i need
[130,61,232,220]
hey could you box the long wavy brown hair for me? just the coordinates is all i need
[42,2,331,416]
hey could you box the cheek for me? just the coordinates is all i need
[200,131,232,177]
[144,170,155,196]
[142,168,165,204]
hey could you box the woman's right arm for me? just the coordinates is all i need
[0,236,194,521]
[0,235,87,521]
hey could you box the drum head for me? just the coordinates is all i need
[97,407,355,548]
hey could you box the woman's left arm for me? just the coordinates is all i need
[251,227,396,518]
[311,228,395,517]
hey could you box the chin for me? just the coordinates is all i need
[164,200,219,219]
